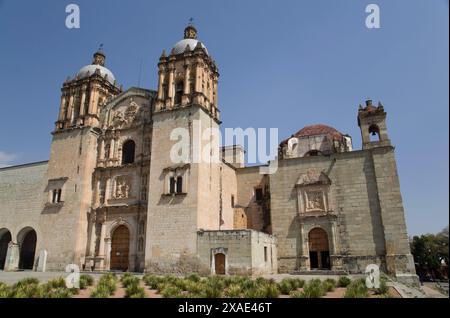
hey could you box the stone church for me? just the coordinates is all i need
[0,25,417,284]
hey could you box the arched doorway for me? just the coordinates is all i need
[18,228,37,270]
[110,225,130,271]
[308,228,330,270]
[0,229,12,270]
[214,253,226,275]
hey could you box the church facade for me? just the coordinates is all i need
[0,25,417,284]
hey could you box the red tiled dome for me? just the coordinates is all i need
[280,124,344,146]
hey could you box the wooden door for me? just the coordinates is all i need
[110,225,130,271]
[214,253,226,275]
[308,228,330,270]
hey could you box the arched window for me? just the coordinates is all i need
[122,140,135,165]
[369,124,380,142]
[174,81,184,105]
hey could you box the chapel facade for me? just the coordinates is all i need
[0,25,417,285]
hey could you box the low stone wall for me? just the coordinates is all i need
[197,229,277,276]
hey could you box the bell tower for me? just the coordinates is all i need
[40,50,121,269]
[358,99,391,149]
[155,24,220,121]
[146,25,223,267]
[55,49,121,131]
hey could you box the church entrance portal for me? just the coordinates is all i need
[110,225,130,271]
[308,228,331,270]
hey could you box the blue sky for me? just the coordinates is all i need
[0,0,448,235]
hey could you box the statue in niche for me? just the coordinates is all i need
[104,143,110,159]
[115,177,131,199]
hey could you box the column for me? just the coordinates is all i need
[110,138,115,160]
[298,223,309,270]
[167,67,175,107]
[330,221,338,255]
[89,220,97,257]
[213,78,218,107]
[58,95,67,120]
[184,65,190,94]
[98,222,106,257]
[104,238,112,270]
[157,70,164,100]
[79,86,87,116]
[68,94,74,124]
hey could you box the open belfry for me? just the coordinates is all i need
[0,24,418,285]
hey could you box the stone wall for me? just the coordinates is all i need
[0,161,48,270]
[197,229,277,275]
[269,146,414,278]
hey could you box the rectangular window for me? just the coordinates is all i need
[255,187,263,201]
[231,195,235,208]
[169,177,176,194]
[51,189,62,203]
[176,176,183,194]
[264,246,268,262]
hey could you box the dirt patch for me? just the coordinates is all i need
[322,287,346,298]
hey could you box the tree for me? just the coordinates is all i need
[410,226,449,280]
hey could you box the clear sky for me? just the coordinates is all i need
[0,0,448,235]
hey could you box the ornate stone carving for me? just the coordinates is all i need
[114,176,131,199]
[305,190,325,212]
[296,170,331,187]
[112,99,141,129]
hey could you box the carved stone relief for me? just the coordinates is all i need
[114,176,131,199]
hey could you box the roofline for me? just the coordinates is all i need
[0,160,49,171]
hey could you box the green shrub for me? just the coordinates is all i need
[243,286,267,298]
[45,287,73,298]
[264,283,280,298]
[90,284,111,298]
[121,275,139,289]
[11,284,42,298]
[125,283,146,298]
[91,273,118,296]
[0,282,11,298]
[293,278,305,289]
[377,279,389,295]
[337,276,351,288]
[186,273,201,283]
[15,278,40,287]
[203,285,222,298]
[278,278,304,294]
[79,274,94,289]
[323,279,336,292]
[344,279,368,298]
[225,284,242,298]
[184,280,204,295]
[45,277,67,289]
[143,274,163,289]
[278,280,295,295]
[161,286,182,298]
[289,290,303,298]
[299,280,325,298]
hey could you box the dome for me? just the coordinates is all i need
[172,38,208,55]
[280,124,344,146]
[76,64,116,84]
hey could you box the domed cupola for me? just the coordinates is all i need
[76,47,116,84]
[155,23,219,121]
[55,48,122,131]
[171,24,209,55]
[279,124,353,159]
